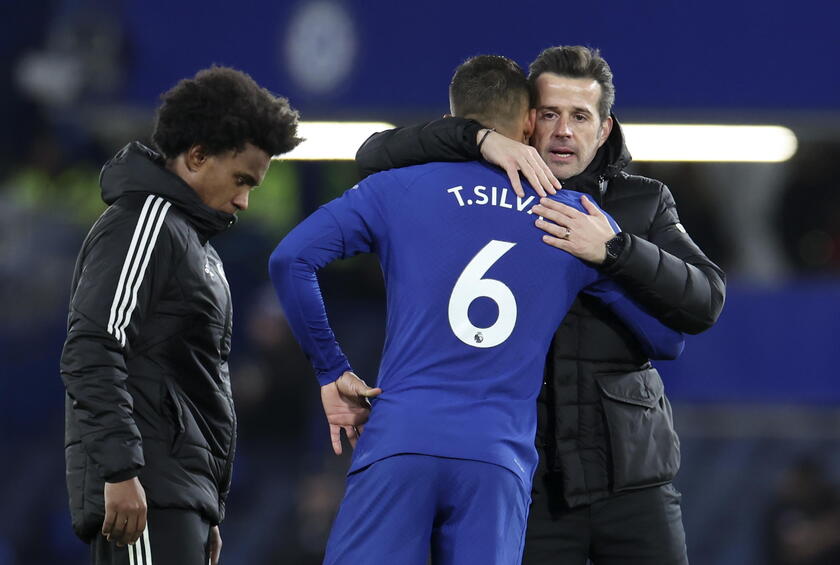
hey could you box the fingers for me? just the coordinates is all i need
[345,425,359,449]
[541,234,573,251]
[548,166,563,192]
[505,165,525,198]
[135,511,147,546]
[105,509,146,546]
[117,513,138,547]
[330,424,365,455]
[526,149,560,195]
[532,199,581,223]
[532,161,559,196]
[535,217,570,240]
[109,514,127,545]
[210,528,222,565]
[357,386,382,399]
[338,372,382,401]
[102,507,117,537]
[328,412,369,426]
[580,194,603,216]
[516,161,544,198]
[330,424,342,455]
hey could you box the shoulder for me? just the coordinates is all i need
[548,189,591,213]
[611,172,668,196]
[606,172,673,210]
[364,161,493,188]
[95,193,188,249]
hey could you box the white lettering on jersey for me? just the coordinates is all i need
[446,185,536,215]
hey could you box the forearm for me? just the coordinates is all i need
[356,117,483,178]
[61,324,144,480]
[601,232,726,334]
[584,280,685,360]
[268,209,353,385]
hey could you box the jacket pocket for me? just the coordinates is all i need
[596,368,680,491]
[162,380,186,455]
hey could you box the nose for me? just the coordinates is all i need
[233,191,249,211]
[553,116,572,138]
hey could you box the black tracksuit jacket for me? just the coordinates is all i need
[60,142,237,541]
[356,117,726,508]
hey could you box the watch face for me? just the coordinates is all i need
[606,234,624,261]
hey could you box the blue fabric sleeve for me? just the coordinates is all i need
[583,279,685,360]
[551,193,682,358]
[268,186,381,386]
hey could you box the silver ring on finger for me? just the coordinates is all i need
[564,226,571,239]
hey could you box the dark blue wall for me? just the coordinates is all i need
[122,0,839,116]
[658,280,840,403]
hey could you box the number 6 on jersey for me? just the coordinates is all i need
[448,240,517,348]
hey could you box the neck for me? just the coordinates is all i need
[165,156,193,187]
[462,114,520,142]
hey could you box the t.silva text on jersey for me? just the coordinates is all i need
[447,185,536,214]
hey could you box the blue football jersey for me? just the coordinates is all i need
[270,161,683,485]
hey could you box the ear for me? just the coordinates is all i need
[524,108,536,140]
[597,116,613,148]
[184,144,208,172]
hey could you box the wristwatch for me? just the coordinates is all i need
[602,232,627,267]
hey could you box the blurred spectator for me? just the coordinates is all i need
[764,457,840,565]
[234,285,321,447]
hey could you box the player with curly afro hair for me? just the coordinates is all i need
[152,65,302,159]
[61,66,303,565]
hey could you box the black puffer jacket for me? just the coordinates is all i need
[356,117,725,507]
[60,142,237,541]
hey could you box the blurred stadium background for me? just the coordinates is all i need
[1,1,839,563]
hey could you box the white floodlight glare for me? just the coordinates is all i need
[278,122,396,160]
[622,124,798,162]
[279,122,798,163]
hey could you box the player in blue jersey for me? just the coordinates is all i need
[269,56,684,565]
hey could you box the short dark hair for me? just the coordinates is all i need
[449,55,530,128]
[152,66,302,159]
[528,46,615,121]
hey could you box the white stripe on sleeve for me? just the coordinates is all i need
[107,194,155,342]
[105,195,171,347]
[115,199,171,347]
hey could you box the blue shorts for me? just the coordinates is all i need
[324,454,530,565]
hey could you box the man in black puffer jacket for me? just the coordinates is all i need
[60,66,302,565]
[356,46,725,564]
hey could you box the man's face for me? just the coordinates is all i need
[187,143,271,214]
[532,73,613,180]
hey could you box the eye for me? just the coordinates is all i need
[540,111,557,120]
[574,113,588,122]
[235,176,246,186]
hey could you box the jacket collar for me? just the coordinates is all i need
[99,142,236,241]
[555,114,632,200]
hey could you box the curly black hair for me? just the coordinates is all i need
[152,66,302,159]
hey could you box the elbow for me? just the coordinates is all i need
[268,241,297,283]
[679,286,727,335]
[664,337,685,360]
[647,334,686,361]
[677,313,717,336]
[687,269,727,334]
